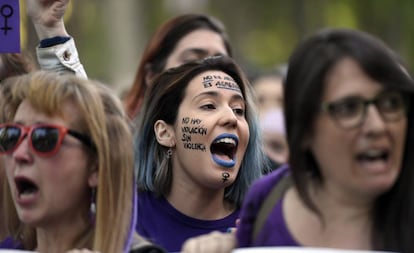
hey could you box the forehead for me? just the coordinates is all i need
[185,70,243,96]
[174,29,228,56]
[13,99,81,126]
[323,57,383,100]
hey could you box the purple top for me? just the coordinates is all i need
[136,190,240,252]
[0,237,23,249]
[236,164,300,247]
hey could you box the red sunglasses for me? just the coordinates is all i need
[0,124,95,157]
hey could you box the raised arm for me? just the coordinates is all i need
[26,0,87,77]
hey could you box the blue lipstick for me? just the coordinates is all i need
[211,133,238,168]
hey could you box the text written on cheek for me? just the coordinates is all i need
[181,117,207,151]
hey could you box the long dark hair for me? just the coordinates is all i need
[284,28,414,251]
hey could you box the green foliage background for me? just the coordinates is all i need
[24,0,414,92]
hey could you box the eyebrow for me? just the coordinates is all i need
[326,89,391,104]
[193,90,245,102]
[182,48,208,55]
[181,48,226,57]
[12,120,56,126]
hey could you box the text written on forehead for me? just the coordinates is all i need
[202,74,241,92]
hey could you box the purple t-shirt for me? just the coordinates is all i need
[236,164,300,247]
[0,237,23,249]
[136,190,240,252]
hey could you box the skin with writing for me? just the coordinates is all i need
[181,117,207,152]
[169,70,249,189]
[134,56,266,252]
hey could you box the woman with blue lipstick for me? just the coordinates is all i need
[133,55,266,252]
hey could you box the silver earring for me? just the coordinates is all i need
[90,187,96,223]
[166,148,173,159]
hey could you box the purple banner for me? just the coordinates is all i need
[0,0,20,53]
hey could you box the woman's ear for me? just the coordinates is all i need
[154,120,175,148]
[87,157,99,187]
[88,169,98,188]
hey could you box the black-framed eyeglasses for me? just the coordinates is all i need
[321,91,408,129]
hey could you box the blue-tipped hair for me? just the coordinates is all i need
[134,56,266,206]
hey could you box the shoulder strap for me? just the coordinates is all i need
[252,174,292,242]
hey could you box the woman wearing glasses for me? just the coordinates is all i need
[182,28,414,252]
[0,71,165,253]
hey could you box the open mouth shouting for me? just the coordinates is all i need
[211,133,238,168]
[357,149,389,162]
[356,147,391,173]
[14,176,39,205]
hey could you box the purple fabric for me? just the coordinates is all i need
[236,164,300,247]
[0,0,21,53]
[136,190,240,252]
[124,181,138,253]
[0,237,23,249]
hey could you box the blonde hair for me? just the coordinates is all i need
[0,71,134,253]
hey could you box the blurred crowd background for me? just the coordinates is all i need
[20,0,414,95]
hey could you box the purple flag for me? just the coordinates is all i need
[0,0,20,53]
